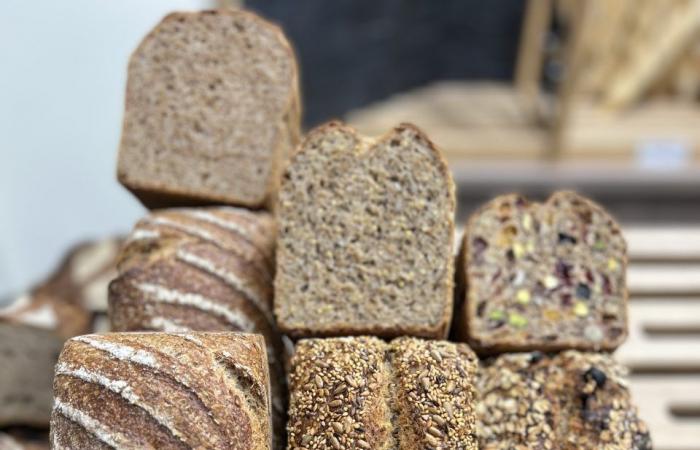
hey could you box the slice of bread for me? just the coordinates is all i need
[454,191,628,353]
[275,121,456,339]
[117,9,301,209]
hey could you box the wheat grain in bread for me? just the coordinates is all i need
[477,351,651,449]
[50,332,272,450]
[454,191,628,353]
[117,9,300,209]
[275,121,456,339]
[287,336,478,450]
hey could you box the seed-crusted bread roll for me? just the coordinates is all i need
[50,332,272,450]
[108,207,287,446]
[477,351,652,449]
[454,191,628,353]
[117,9,301,209]
[288,336,478,450]
[0,237,120,427]
[275,122,456,339]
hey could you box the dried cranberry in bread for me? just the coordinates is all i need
[455,191,628,353]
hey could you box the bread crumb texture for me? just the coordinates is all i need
[287,336,477,450]
[275,122,456,338]
[50,332,272,450]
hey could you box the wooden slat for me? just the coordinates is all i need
[626,227,700,261]
[627,264,700,295]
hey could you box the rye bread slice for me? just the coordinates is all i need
[275,121,456,339]
[455,191,628,353]
[117,9,300,209]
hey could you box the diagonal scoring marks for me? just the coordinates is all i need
[53,398,139,450]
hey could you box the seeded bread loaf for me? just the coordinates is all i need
[288,336,478,450]
[275,122,456,339]
[477,351,652,449]
[108,207,286,446]
[454,191,628,353]
[116,9,300,209]
[50,332,272,449]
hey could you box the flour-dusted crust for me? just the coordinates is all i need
[455,191,628,353]
[50,332,272,450]
[287,336,478,450]
[117,9,301,209]
[275,121,456,339]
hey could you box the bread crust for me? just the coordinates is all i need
[117,9,301,209]
[275,121,456,339]
[50,332,272,450]
[455,191,628,354]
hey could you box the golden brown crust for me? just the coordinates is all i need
[50,332,272,450]
[456,191,628,354]
[287,337,478,450]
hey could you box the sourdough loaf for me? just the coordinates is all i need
[288,336,478,450]
[454,191,628,353]
[108,207,286,446]
[117,9,300,209]
[50,332,272,450]
[275,122,456,339]
[477,351,651,449]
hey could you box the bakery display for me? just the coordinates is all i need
[454,191,628,353]
[50,332,272,450]
[477,351,651,449]
[275,121,456,339]
[117,9,300,209]
[287,336,478,450]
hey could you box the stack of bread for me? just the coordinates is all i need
[19,7,651,450]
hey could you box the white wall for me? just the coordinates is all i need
[0,0,212,300]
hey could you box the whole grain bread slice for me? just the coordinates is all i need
[117,9,300,209]
[275,121,456,339]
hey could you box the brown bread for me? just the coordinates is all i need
[454,191,628,353]
[287,336,478,450]
[275,122,456,339]
[50,332,272,450]
[117,9,300,209]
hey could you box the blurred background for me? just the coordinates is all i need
[1,0,699,447]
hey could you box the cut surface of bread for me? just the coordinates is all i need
[50,332,272,450]
[275,122,456,338]
[455,191,628,353]
[117,9,300,208]
[477,351,652,449]
[287,336,478,450]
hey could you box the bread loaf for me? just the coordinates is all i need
[50,332,272,450]
[275,122,456,339]
[288,336,478,450]
[454,191,628,353]
[0,237,120,427]
[108,207,286,446]
[117,9,300,209]
[477,351,651,449]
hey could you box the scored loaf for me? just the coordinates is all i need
[287,336,478,450]
[117,9,301,209]
[50,332,272,450]
[454,191,628,353]
[477,351,652,449]
[107,206,287,447]
[275,121,456,339]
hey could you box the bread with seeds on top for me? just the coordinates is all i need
[454,191,628,354]
[50,332,272,449]
[477,351,651,449]
[287,336,478,450]
[107,207,286,447]
[275,121,456,339]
